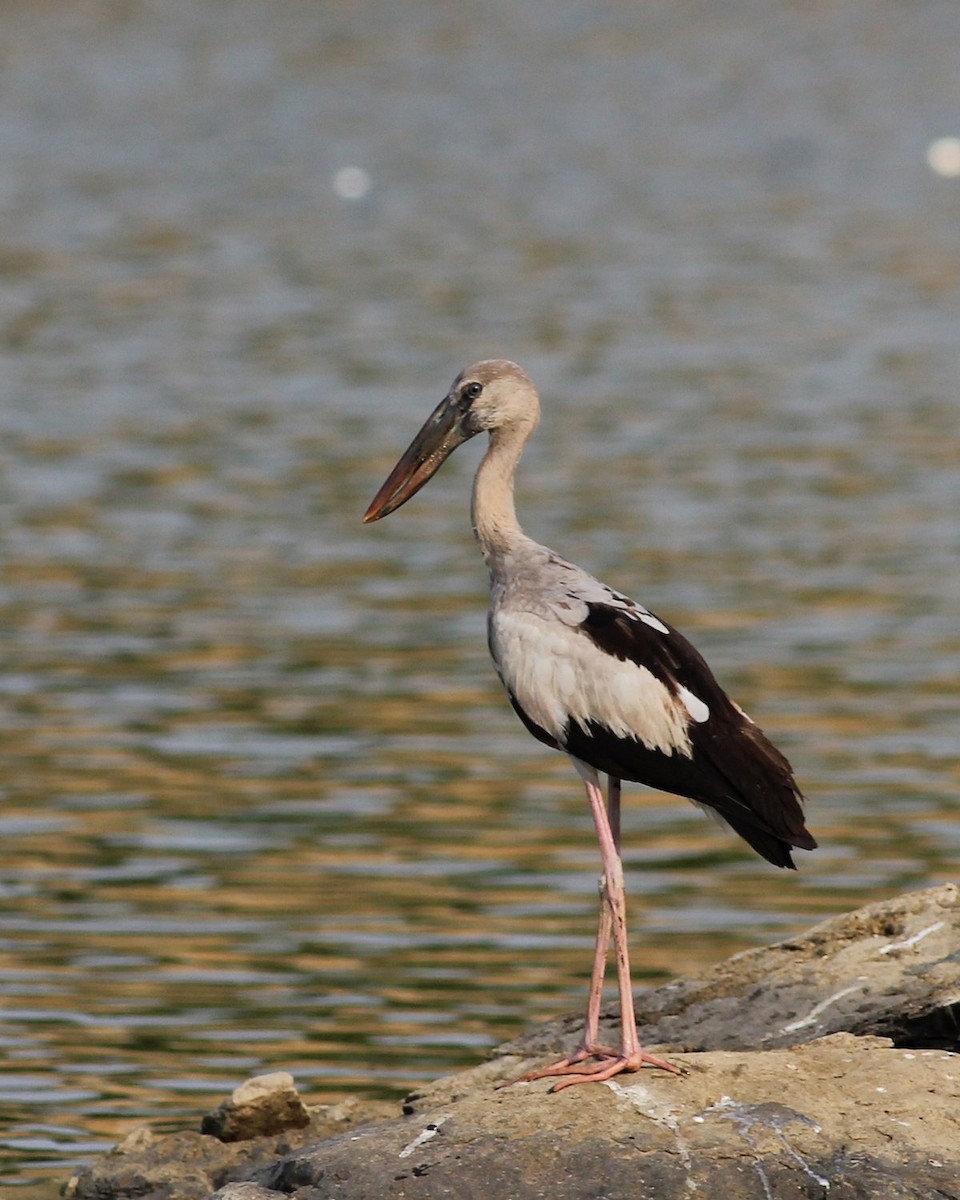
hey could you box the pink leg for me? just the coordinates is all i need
[512,767,679,1089]
[579,776,619,1055]
[580,882,615,1054]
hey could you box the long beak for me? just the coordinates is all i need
[363,394,472,523]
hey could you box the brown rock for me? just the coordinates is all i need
[253,1035,960,1200]
[63,1096,395,1200]
[201,1072,310,1142]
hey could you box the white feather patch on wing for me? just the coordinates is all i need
[634,610,670,634]
[678,685,710,723]
[490,608,692,757]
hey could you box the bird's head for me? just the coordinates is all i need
[363,360,539,523]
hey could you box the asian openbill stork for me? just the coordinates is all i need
[363,360,816,1089]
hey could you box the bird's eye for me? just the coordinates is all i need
[462,381,483,401]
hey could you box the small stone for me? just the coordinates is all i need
[206,1185,282,1200]
[201,1072,310,1143]
[115,1125,155,1154]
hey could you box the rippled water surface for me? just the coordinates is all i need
[1,0,959,1193]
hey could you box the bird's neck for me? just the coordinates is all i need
[471,424,528,566]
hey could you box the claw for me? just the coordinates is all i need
[504,1045,680,1089]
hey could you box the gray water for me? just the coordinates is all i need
[1,0,959,1193]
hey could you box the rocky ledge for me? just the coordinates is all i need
[64,884,960,1200]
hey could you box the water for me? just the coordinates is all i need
[0,0,958,1192]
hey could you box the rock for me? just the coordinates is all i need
[203,1186,279,1200]
[63,885,960,1200]
[64,1095,396,1200]
[250,1035,960,1200]
[201,1071,310,1142]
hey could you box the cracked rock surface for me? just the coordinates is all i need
[63,885,960,1200]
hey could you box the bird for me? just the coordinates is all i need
[363,360,816,1090]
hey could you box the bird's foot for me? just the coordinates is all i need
[504,1044,680,1090]
[499,1043,613,1088]
[546,1046,681,1090]
[509,1042,616,1080]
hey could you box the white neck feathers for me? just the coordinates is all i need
[471,423,531,565]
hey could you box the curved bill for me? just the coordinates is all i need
[363,394,472,523]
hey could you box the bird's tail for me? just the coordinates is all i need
[721,807,817,870]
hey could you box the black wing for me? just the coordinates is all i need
[559,602,816,869]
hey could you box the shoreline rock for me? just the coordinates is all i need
[64,884,960,1200]
[200,1072,311,1143]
